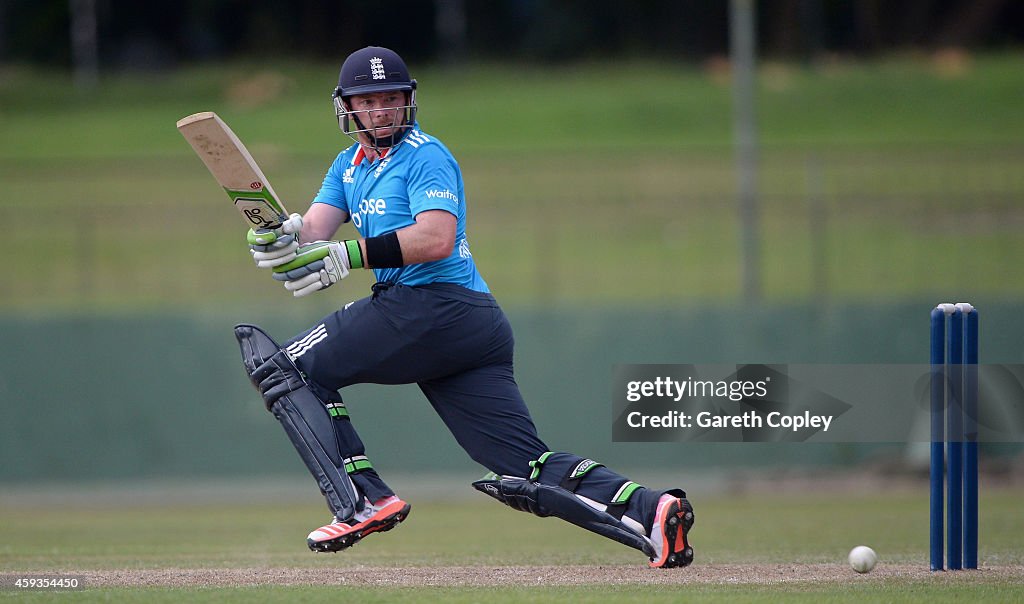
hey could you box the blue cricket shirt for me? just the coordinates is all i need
[311,126,489,292]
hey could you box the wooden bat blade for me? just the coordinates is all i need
[177,111,289,230]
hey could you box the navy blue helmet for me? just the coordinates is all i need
[332,46,417,147]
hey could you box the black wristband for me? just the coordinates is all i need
[364,231,404,268]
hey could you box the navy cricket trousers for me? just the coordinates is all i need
[286,282,549,503]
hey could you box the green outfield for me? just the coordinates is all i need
[2,486,1022,601]
[3,54,1024,309]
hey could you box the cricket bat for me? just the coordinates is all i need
[176,111,289,231]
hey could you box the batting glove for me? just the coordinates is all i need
[248,213,303,268]
[271,240,363,298]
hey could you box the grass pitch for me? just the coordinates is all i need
[2,485,1022,601]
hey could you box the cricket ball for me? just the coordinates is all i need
[848,545,878,573]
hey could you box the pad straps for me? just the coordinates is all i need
[528,451,640,520]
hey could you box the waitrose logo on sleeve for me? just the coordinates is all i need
[425,189,460,204]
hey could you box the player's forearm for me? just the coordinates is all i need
[349,211,456,269]
[294,208,454,270]
[301,203,348,242]
[301,220,338,243]
[390,211,455,265]
[391,229,453,264]
[352,226,449,269]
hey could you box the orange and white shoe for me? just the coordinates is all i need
[647,491,694,568]
[307,495,411,553]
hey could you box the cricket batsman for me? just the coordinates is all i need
[235,46,694,568]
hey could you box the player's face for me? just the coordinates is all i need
[347,91,407,141]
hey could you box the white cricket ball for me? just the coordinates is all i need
[848,545,878,573]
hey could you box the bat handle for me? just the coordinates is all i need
[248,225,288,247]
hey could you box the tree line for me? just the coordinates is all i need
[2,0,1021,69]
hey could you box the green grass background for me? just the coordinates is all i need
[3,54,1024,309]
[2,488,1022,601]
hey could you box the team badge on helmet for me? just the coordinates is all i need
[369,56,386,80]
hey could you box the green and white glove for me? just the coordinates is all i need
[272,240,364,297]
[248,213,303,268]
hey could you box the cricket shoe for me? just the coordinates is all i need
[307,495,411,553]
[647,491,694,568]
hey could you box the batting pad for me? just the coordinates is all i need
[472,474,655,557]
[235,324,358,519]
